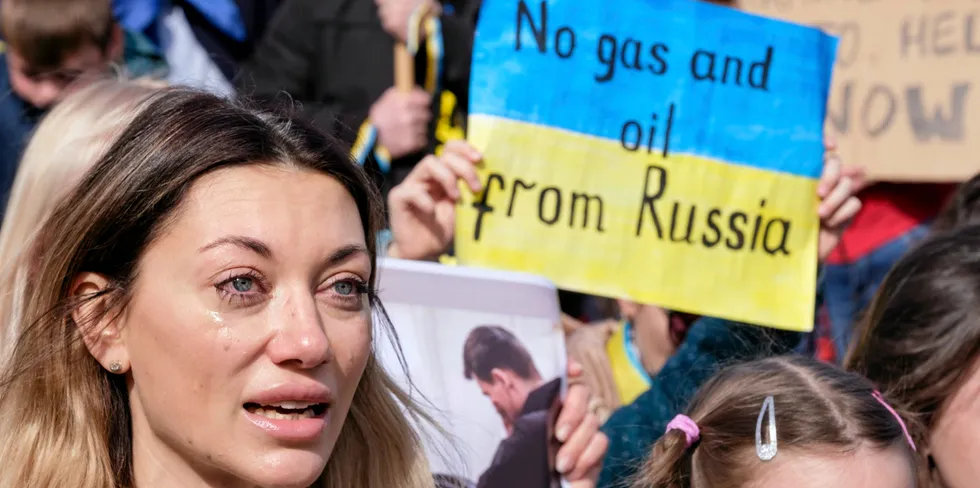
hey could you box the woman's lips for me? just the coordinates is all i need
[242,383,333,442]
[245,383,333,406]
[243,402,330,442]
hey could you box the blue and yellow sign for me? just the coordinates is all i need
[455,0,838,331]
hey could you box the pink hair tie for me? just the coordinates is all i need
[665,414,700,448]
[872,390,916,451]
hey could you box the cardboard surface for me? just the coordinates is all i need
[740,0,978,182]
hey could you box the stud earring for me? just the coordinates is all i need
[108,361,123,374]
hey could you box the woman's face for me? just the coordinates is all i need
[109,165,373,487]
[930,358,980,488]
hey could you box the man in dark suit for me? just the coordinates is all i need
[463,325,562,488]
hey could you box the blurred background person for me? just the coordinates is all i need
[563,306,697,422]
[820,171,954,362]
[847,181,980,488]
[0,0,167,219]
[112,0,281,94]
[0,78,162,365]
[238,0,481,196]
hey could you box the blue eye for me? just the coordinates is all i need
[215,271,268,308]
[231,277,253,293]
[333,280,355,296]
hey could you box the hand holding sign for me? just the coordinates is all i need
[370,87,432,159]
[817,138,863,260]
[389,141,483,261]
[554,361,607,486]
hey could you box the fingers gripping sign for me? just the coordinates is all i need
[817,135,863,261]
[552,361,608,487]
[388,141,483,261]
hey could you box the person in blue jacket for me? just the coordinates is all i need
[0,0,166,221]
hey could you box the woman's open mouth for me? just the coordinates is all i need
[244,401,329,420]
[242,384,333,441]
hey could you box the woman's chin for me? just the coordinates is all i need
[242,450,328,488]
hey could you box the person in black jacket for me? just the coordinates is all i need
[463,325,564,488]
[237,0,480,194]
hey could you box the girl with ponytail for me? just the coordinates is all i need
[635,355,917,488]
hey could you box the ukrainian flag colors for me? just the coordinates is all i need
[455,0,837,331]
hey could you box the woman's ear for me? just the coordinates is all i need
[71,272,130,374]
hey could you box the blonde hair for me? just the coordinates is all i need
[0,78,161,365]
[0,88,438,487]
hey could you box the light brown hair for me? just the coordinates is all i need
[847,225,980,487]
[1,0,115,71]
[0,88,438,487]
[636,355,915,488]
[0,78,162,366]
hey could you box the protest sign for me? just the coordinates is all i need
[454,0,837,331]
[375,258,565,486]
[740,0,978,181]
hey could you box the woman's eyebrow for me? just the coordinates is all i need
[198,238,369,267]
[325,244,370,267]
[198,235,273,259]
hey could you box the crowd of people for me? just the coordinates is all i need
[0,0,973,488]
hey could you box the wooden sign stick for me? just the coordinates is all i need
[393,1,439,92]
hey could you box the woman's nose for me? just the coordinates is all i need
[266,292,332,369]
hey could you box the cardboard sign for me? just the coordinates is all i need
[375,259,566,487]
[454,0,837,332]
[740,0,978,181]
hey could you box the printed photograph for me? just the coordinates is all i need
[375,260,564,487]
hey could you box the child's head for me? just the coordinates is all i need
[636,355,916,488]
[1,0,122,109]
